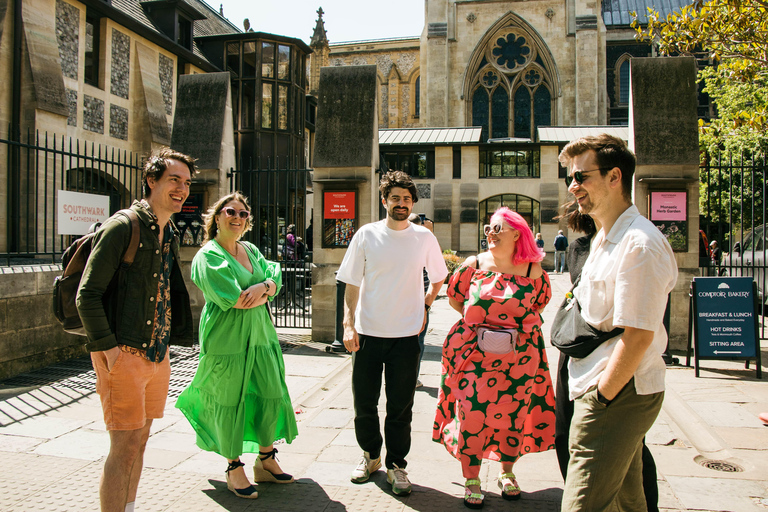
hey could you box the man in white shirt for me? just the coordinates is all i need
[336,171,448,496]
[558,134,678,511]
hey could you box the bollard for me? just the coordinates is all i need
[662,292,679,365]
[326,274,347,353]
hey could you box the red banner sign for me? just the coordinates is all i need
[324,191,355,219]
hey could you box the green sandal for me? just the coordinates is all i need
[498,472,521,501]
[463,478,484,509]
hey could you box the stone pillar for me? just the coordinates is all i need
[422,0,449,127]
[312,65,379,341]
[573,1,606,125]
[629,56,699,350]
[171,72,237,324]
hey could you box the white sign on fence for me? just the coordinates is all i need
[57,190,110,235]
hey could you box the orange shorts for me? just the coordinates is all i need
[91,348,171,431]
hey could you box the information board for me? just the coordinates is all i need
[688,276,762,378]
[323,191,356,248]
[650,191,687,252]
[57,190,110,235]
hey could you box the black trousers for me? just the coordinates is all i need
[352,334,420,469]
[554,351,660,512]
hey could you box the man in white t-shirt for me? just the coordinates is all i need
[558,134,678,511]
[336,171,448,496]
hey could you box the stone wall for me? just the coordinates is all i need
[328,38,421,129]
[0,265,87,380]
[0,256,203,380]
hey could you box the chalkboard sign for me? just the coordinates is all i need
[687,276,762,378]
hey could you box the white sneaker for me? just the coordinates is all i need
[350,451,381,483]
[386,464,412,495]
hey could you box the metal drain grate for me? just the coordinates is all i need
[696,457,745,472]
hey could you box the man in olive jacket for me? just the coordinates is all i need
[77,148,195,512]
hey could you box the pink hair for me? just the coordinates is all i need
[490,207,545,265]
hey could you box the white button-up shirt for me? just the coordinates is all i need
[569,205,678,400]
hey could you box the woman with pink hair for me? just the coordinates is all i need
[433,207,555,509]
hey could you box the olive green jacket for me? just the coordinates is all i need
[76,201,193,352]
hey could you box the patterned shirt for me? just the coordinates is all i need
[120,203,173,363]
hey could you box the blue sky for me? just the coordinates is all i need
[205,0,425,43]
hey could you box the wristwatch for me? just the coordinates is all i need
[425,303,431,312]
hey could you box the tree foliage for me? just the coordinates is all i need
[633,0,768,152]
[632,0,768,234]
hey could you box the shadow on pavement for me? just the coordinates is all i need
[203,478,347,511]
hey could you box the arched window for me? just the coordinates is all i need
[466,17,558,141]
[619,60,630,104]
[415,76,420,117]
[478,194,540,250]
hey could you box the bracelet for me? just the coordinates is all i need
[265,280,272,295]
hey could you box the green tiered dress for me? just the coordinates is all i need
[176,240,297,459]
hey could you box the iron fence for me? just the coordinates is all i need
[1,128,143,264]
[229,163,312,328]
[699,150,767,337]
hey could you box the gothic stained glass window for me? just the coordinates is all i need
[514,87,531,138]
[467,20,557,141]
[473,88,490,141]
[533,87,551,130]
[491,88,509,139]
[492,33,532,71]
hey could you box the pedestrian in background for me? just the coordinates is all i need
[434,206,555,508]
[176,192,297,500]
[337,171,448,496]
[536,232,544,249]
[558,134,677,511]
[77,148,196,512]
[553,230,568,273]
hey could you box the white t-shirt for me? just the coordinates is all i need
[569,205,678,400]
[336,220,449,338]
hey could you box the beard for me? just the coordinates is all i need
[388,206,411,221]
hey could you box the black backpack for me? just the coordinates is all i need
[52,209,140,336]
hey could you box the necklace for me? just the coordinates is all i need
[217,238,238,258]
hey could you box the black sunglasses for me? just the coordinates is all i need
[222,207,250,219]
[565,167,612,187]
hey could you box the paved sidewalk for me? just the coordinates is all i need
[0,272,766,511]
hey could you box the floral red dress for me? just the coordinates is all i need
[433,263,556,476]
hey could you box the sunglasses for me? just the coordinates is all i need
[483,224,504,236]
[565,167,612,187]
[222,207,250,219]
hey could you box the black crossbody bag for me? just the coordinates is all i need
[550,275,624,358]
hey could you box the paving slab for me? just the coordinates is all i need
[688,401,765,428]
[307,407,354,429]
[0,415,91,439]
[31,427,109,460]
[664,475,768,512]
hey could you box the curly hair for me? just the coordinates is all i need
[201,192,253,244]
[379,170,418,203]
[142,147,197,197]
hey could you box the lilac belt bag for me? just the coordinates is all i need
[476,326,518,355]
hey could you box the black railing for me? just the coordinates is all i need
[700,150,767,338]
[229,163,313,328]
[1,128,142,265]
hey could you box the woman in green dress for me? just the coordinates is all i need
[176,192,298,499]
